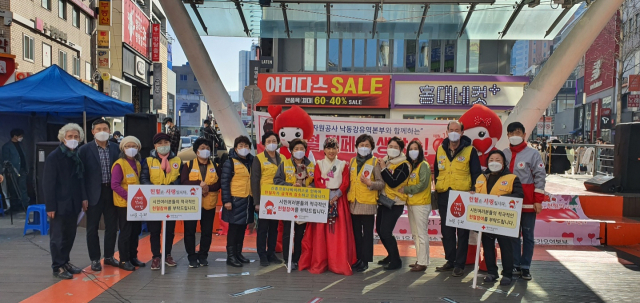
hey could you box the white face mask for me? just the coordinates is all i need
[156,145,171,155]
[64,139,79,150]
[293,150,305,160]
[165,123,171,130]
[509,136,524,146]
[488,161,503,172]
[125,148,138,158]
[358,147,371,157]
[265,143,278,152]
[448,131,461,142]
[198,149,211,159]
[237,148,250,157]
[408,150,420,160]
[94,131,110,142]
[387,148,400,158]
[17,137,23,142]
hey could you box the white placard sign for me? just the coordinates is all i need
[259,184,330,223]
[127,185,202,221]
[445,190,523,238]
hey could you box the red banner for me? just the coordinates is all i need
[256,74,390,108]
[152,24,160,62]
[629,75,640,92]
[584,16,617,96]
[123,0,150,58]
[628,94,640,108]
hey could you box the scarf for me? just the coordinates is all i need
[158,152,171,174]
[356,153,373,172]
[508,141,527,172]
[60,144,84,178]
[318,157,338,182]
[382,153,408,166]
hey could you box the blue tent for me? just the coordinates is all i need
[0,65,134,116]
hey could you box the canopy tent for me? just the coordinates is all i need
[0,65,133,116]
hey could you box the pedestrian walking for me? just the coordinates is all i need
[163,117,181,155]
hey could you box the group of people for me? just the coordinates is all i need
[41,117,546,286]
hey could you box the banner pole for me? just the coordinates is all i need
[287,221,294,274]
[161,220,166,276]
[472,231,482,289]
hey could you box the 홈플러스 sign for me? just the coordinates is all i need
[127,185,202,221]
[259,185,330,223]
[446,190,522,238]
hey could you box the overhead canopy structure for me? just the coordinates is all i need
[185,0,580,40]
[0,65,134,116]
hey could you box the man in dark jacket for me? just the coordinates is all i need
[433,121,482,277]
[44,123,85,279]
[163,117,181,155]
[2,128,30,210]
[78,119,121,271]
[202,120,223,149]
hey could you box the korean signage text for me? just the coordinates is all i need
[127,185,202,221]
[97,30,109,49]
[446,190,523,238]
[99,1,111,26]
[153,63,162,110]
[123,0,150,58]
[152,24,160,62]
[259,185,330,223]
[98,50,109,68]
[628,94,640,108]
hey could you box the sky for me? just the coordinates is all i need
[167,23,256,94]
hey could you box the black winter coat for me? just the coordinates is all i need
[44,145,83,216]
[221,148,255,225]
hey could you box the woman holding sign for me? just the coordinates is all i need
[377,137,411,271]
[298,138,356,275]
[111,136,143,272]
[473,150,523,286]
[273,138,315,271]
[348,134,385,273]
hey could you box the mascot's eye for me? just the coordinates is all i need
[295,132,302,137]
[478,131,486,138]
[280,132,286,137]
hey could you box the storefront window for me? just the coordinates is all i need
[354,39,365,72]
[456,40,467,73]
[431,40,441,73]
[342,39,353,72]
[328,39,339,71]
[406,40,416,72]
[444,40,456,73]
[393,39,404,72]
[316,39,327,71]
[365,39,377,72]
[304,37,315,71]
[417,40,429,71]
[378,39,390,72]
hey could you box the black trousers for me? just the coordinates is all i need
[227,223,247,248]
[438,191,470,269]
[482,233,514,279]
[86,184,118,261]
[117,207,141,263]
[351,214,375,263]
[148,220,176,258]
[50,214,78,272]
[256,217,279,258]
[184,208,216,262]
[282,221,306,263]
[375,205,404,263]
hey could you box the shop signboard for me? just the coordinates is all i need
[629,75,640,92]
[123,0,150,58]
[600,108,612,129]
[256,74,390,108]
[98,50,109,68]
[628,94,640,108]
[99,0,110,26]
[153,63,162,110]
[176,95,207,127]
[151,24,160,62]
[97,30,109,49]
[584,17,616,96]
[391,74,528,109]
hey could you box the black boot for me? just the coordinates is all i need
[119,261,136,271]
[236,244,250,264]
[226,246,243,267]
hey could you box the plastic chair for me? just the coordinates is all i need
[23,204,49,235]
[139,221,148,236]
[0,193,4,216]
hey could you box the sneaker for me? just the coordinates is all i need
[377,256,390,265]
[165,255,177,267]
[53,268,73,279]
[189,260,200,268]
[483,274,498,283]
[436,262,454,272]
[64,263,82,275]
[267,253,283,264]
[90,260,102,272]
[521,269,532,280]
[451,267,464,277]
[513,266,522,276]
[198,257,209,267]
[151,257,161,270]
[500,276,512,286]
[104,257,120,267]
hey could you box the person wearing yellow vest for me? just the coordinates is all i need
[273,138,315,270]
[400,140,432,272]
[473,150,523,286]
[434,121,482,277]
[180,138,221,268]
[377,137,411,271]
[251,131,286,266]
[221,136,255,268]
[140,133,184,270]
[110,136,143,272]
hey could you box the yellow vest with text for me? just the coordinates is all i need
[112,158,141,208]
[281,158,315,187]
[475,174,516,196]
[384,160,410,202]
[435,145,473,193]
[407,161,432,206]
[230,159,251,198]
[146,156,182,185]
[257,152,285,186]
[188,159,219,210]
[347,158,378,205]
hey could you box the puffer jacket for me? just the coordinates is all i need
[221,148,255,225]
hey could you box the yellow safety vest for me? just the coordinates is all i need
[475,174,516,196]
[434,145,473,193]
[111,158,141,208]
[188,159,219,210]
[407,161,432,206]
[347,157,378,205]
[257,152,285,187]
[230,158,251,198]
[281,158,315,187]
[146,156,182,185]
[383,160,410,202]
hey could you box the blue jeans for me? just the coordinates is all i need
[512,212,536,269]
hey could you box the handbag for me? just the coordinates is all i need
[579,164,587,172]
[378,194,396,209]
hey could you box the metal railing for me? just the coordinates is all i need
[545,143,614,177]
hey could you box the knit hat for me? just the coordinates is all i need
[153,133,171,144]
[119,136,141,151]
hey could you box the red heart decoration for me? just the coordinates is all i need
[472,138,494,154]
[577,237,583,243]
[427,229,438,235]
[561,232,574,238]
[588,233,596,239]
[364,171,370,178]
[399,229,408,234]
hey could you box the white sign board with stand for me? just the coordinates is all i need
[127,185,202,275]
[446,190,523,288]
